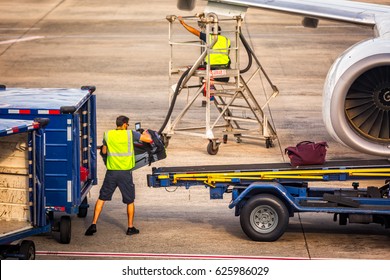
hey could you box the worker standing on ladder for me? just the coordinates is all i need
[178,16,231,81]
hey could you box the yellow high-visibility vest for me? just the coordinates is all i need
[104,130,135,170]
[206,34,231,66]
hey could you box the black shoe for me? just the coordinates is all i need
[85,224,97,236]
[126,227,139,235]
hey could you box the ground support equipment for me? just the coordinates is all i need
[0,85,98,245]
[162,13,278,155]
[0,118,50,259]
[148,159,390,241]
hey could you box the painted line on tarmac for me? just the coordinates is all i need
[37,251,311,260]
[0,36,45,45]
[0,28,40,30]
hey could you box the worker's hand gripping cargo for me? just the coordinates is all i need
[134,129,167,169]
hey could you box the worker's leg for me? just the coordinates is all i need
[126,202,139,235]
[85,171,116,236]
[92,199,105,224]
[85,199,105,236]
[127,202,135,228]
[118,171,139,235]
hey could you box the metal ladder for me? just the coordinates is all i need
[163,13,278,155]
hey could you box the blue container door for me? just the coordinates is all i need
[44,114,79,214]
[30,128,48,228]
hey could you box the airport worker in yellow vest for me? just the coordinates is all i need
[178,16,231,102]
[178,16,231,71]
[85,115,152,236]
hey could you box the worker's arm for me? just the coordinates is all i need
[178,16,200,37]
[101,144,107,155]
[140,131,153,143]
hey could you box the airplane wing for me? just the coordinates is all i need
[206,0,390,36]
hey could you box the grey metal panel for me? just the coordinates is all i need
[0,88,90,110]
[210,0,390,34]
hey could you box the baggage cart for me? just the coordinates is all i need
[148,159,390,241]
[0,85,98,244]
[0,118,50,259]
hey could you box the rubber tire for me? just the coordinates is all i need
[207,141,219,155]
[240,194,289,242]
[223,134,228,144]
[77,197,88,218]
[19,240,35,260]
[265,138,273,148]
[59,215,71,244]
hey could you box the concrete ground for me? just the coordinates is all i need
[0,0,389,260]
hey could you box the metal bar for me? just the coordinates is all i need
[164,168,390,183]
[169,86,204,131]
[211,91,241,129]
[175,124,228,131]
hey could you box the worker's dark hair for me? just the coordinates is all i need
[212,25,222,34]
[116,115,129,127]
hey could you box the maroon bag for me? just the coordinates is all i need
[285,141,328,167]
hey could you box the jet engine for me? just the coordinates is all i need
[323,37,390,157]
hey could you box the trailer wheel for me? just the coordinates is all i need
[265,138,273,148]
[77,197,88,218]
[19,240,35,260]
[207,140,219,155]
[59,215,71,244]
[223,134,228,144]
[240,194,289,242]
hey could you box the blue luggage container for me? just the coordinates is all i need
[0,86,98,240]
[0,118,50,259]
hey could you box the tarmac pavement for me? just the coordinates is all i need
[1,0,390,260]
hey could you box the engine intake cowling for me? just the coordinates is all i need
[323,37,390,157]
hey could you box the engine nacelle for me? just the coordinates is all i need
[323,37,390,157]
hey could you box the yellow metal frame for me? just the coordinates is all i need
[158,167,390,188]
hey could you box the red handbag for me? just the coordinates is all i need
[285,141,328,167]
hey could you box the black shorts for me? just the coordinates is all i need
[99,170,135,204]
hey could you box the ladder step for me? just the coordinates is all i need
[212,92,237,98]
[211,87,242,93]
[194,69,239,78]
[212,81,239,87]
[223,116,259,123]
[216,104,253,111]
[212,91,245,98]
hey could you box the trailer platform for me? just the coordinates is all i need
[147,159,390,241]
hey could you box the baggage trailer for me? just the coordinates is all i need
[0,118,50,259]
[147,159,390,241]
[0,85,98,244]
